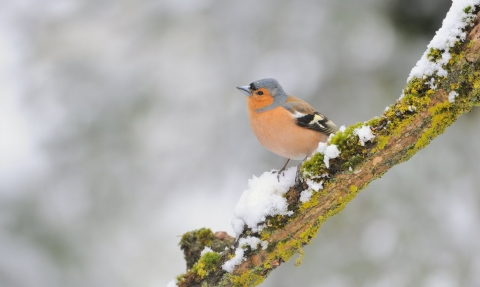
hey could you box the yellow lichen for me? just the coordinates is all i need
[406,100,458,159]
[228,270,265,287]
[374,135,389,151]
[294,248,305,266]
[299,192,320,211]
[474,79,480,89]
[260,232,271,241]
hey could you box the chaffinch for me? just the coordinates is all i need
[236,78,338,180]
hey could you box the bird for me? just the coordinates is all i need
[236,78,338,181]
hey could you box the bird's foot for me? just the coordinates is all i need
[271,168,286,182]
[272,159,291,182]
[294,157,308,185]
[294,167,303,185]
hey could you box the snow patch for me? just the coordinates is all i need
[239,236,268,250]
[231,218,245,236]
[354,125,375,146]
[300,179,324,203]
[317,142,341,168]
[222,235,268,273]
[408,0,479,81]
[306,178,323,192]
[448,91,459,102]
[231,167,296,235]
[300,189,313,203]
[222,247,245,273]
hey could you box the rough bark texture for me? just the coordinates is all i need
[174,7,480,287]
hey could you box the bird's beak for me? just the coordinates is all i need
[236,85,251,96]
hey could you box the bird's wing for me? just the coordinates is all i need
[282,96,339,135]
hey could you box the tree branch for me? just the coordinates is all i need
[172,4,480,287]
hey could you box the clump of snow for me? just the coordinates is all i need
[200,246,214,256]
[339,125,346,132]
[300,179,323,203]
[300,189,313,203]
[222,247,245,273]
[231,167,296,235]
[317,142,341,168]
[231,218,245,236]
[166,280,178,287]
[427,77,438,90]
[239,236,268,250]
[408,1,479,81]
[317,143,327,153]
[385,106,390,112]
[354,125,375,146]
[300,179,324,203]
[448,90,459,102]
[306,178,323,191]
[222,236,268,273]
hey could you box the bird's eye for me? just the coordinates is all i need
[257,91,264,95]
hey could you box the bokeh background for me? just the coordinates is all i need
[1,0,480,286]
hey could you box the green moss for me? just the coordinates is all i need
[329,122,364,147]
[301,153,328,176]
[325,122,369,171]
[191,252,222,278]
[179,228,216,269]
[180,228,215,251]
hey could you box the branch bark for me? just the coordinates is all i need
[173,6,480,287]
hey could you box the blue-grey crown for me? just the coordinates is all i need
[249,78,287,98]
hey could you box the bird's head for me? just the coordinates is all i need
[236,78,287,98]
[236,78,288,111]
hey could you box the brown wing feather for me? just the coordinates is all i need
[282,96,338,135]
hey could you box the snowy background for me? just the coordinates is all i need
[1,0,480,286]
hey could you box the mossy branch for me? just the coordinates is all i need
[174,8,480,287]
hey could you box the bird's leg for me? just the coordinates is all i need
[295,156,308,184]
[272,159,290,181]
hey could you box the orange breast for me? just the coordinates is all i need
[246,90,274,111]
[247,104,328,160]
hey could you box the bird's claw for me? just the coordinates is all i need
[294,169,303,185]
[272,168,286,182]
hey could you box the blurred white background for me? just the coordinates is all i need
[1,0,479,286]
